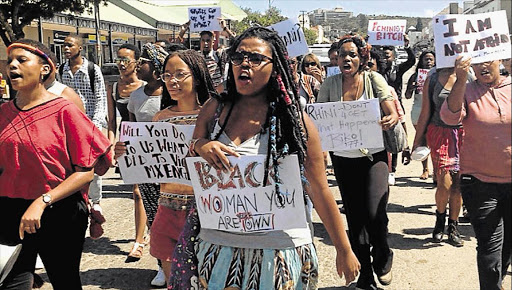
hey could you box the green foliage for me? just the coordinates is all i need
[303,28,317,45]
[0,0,103,46]
[232,6,286,35]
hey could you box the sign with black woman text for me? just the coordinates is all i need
[118,122,195,184]
[433,10,511,68]
[186,155,308,233]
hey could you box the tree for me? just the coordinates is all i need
[232,6,286,35]
[0,0,101,46]
[415,17,423,31]
[303,28,317,45]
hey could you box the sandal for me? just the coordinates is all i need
[126,242,145,262]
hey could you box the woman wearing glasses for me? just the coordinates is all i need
[123,44,168,273]
[115,49,215,287]
[301,52,325,84]
[190,27,360,289]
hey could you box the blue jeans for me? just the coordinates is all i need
[460,175,511,290]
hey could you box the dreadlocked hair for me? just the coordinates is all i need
[160,49,217,110]
[217,26,309,202]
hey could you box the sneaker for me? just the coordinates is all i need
[447,220,464,247]
[388,172,396,186]
[90,203,106,224]
[375,250,394,286]
[151,267,166,287]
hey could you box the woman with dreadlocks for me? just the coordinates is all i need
[317,34,399,290]
[189,26,360,289]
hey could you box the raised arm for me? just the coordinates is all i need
[302,114,360,284]
[446,56,471,113]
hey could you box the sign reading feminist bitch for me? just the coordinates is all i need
[367,19,407,46]
[433,10,511,69]
[306,98,383,151]
[188,7,222,32]
[186,155,308,233]
[118,122,195,184]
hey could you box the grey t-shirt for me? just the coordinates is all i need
[127,85,161,122]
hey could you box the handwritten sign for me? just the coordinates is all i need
[433,10,511,68]
[188,7,221,32]
[306,99,384,151]
[326,66,341,77]
[367,19,407,46]
[118,122,195,184]
[416,68,429,93]
[186,155,308,233]
[268,18,309,57]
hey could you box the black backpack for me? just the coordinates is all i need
[59,61,96,94]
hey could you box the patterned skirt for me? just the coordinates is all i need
[426,123,464,173]
[195,240,319,290]
[137,183,160,226]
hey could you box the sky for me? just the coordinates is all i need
[233,0,469,18]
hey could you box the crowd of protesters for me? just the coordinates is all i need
[0,13,510,290]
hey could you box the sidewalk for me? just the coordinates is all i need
[36,97,511,289]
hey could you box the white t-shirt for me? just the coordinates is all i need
[127,85,162,122]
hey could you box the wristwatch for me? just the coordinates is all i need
[42,193,52,205]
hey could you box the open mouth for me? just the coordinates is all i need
[341,63,352,71]
[9,72,22,80]
[479,69,490,76]
[238,71,251,81]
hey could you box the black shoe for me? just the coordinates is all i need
[433,210,446,243]
[374,250,393,286]
[447,219,464,247]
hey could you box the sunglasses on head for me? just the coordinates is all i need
[230,51,273,67]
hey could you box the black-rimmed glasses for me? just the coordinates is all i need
[230,51,273,67]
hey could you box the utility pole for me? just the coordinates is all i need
[300,10,306,28]
[94,0,102,66]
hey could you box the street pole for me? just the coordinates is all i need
[300,10,306,28]
[94,0,102,66]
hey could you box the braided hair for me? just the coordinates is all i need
[217,26,309,202]
[337,34,372,71]
[160,49,216,110]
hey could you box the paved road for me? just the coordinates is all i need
[37,95,511,290]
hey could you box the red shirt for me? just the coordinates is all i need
[0,98,112,200]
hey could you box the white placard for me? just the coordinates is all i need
[305,98,384,151]
[416,68,429,92]
[186,155,308,233]
[326,66,341,77]
[367,19,407,46]
[118,122,195,184]
[188,7,222,32]
[268,18,309,57]
[433,10,511,69]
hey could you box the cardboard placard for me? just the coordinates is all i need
[416,68,429,92]
[118,122,195,184]
[367,19,407,46]
[188,7,222,32]
[268,18,309,57]
[305,98,384,151]
[186,155,308,233]
[433,10,511,68]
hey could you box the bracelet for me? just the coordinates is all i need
[189,138,201,156]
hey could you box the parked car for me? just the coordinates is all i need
[101,63,119,88]
[308,44,332,67]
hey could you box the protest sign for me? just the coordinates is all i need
[326,66,341,77]
[268,18,309,57]
[367,19,407,46]
[118,122,195,184]
[305,98,383,151]
[188,7,221,32]
[416,68,429,92]
[187,155,308,233]
[433,10,511,68]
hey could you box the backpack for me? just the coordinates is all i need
[59,61,96,94]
